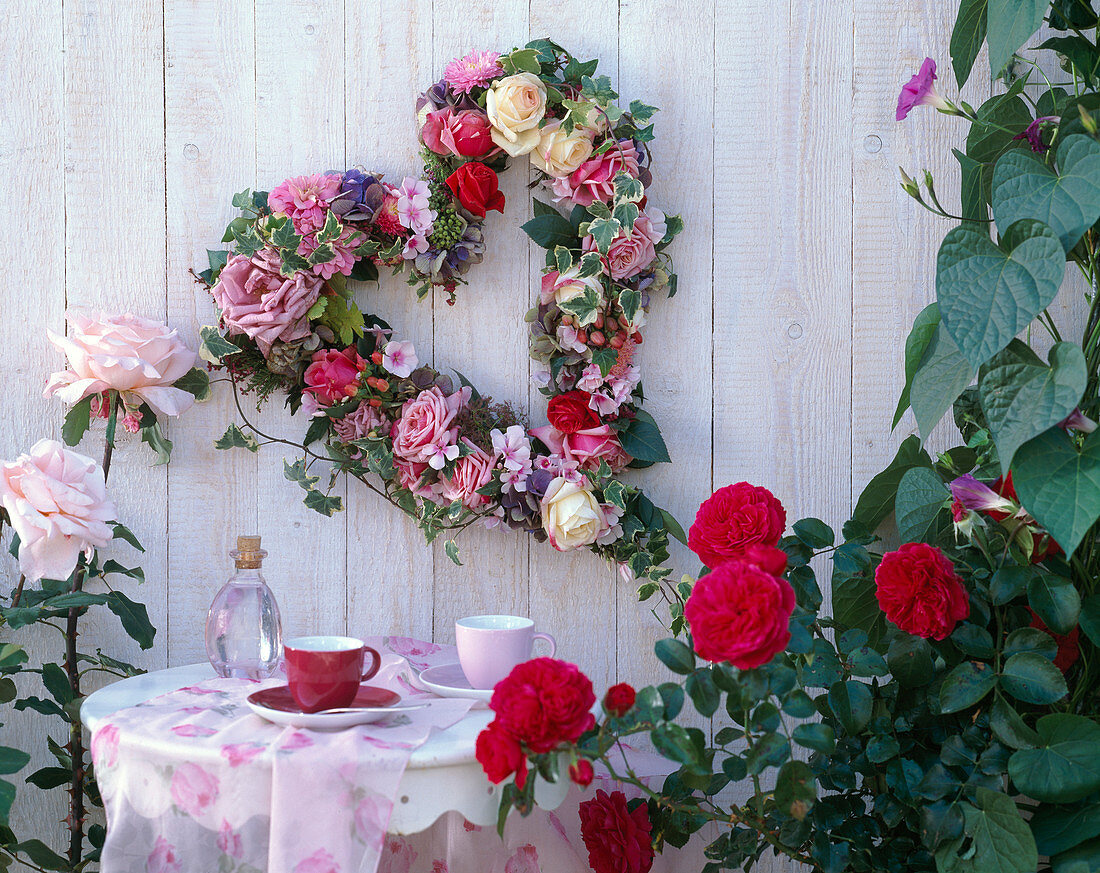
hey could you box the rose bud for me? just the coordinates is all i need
[603,683,636,718]
[569,759,595,787]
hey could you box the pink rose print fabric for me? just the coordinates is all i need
[90,638,704,873]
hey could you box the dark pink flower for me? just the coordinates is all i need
[1014,116,1059,153]
[896,58,950,121]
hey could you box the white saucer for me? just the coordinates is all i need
[418,663,493,702]
[246,684,409,730]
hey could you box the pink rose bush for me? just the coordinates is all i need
[44,312,198,418]
[0,440,116,582]
[199,43,681,584]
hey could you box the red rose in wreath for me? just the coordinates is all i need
[547,389,601,434]
[579,789,655,873]
[687,482,787,569]
[446,162,505,218]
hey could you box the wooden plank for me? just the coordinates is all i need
[343,1,435,642]
[525,2,620,697]
[252,0,348,641]
[617,0,715,690]
[163,0,258,665]
[429,3,531,644]
[0,0,68,849]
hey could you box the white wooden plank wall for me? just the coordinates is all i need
[0,0,1010,865]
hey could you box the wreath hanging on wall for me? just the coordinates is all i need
[196,40,684,591]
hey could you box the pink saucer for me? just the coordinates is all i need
[246,684,401,730]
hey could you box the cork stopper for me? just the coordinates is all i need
[232,535,266,569]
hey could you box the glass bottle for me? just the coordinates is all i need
[205,535,283,680]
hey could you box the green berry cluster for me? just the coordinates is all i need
[429,206,465,249]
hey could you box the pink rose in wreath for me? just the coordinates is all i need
[146,836,183,873]
[421,107,497,158]
[269,172,342,233]
[303,346,368,409]
[212,247,322,356]
[437,440,497,509]
[394,456,439,502]
[565,425,631,473]
[583,211,662,280]
[169,762,219,818]
[391,386,469,465]
[551,141,639,207]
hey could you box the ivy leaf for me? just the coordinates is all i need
[198,326,241,365]
[215,423,259,453]
[319,298,365,346]
[106,591,155,650]
[521,213,577,249]
[62,396,93,447]
[444,540,462,566]
[591,347,618,377]
[618,287,641,325]
[303,489,343,517]
[628,100,659,126]
[979,340,1086,473]
[173,367,211,402]
[936,219,1065,371]
[587,216,621,254]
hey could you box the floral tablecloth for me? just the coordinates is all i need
[89,637,703,873]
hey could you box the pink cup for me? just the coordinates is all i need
[455,615,557,690]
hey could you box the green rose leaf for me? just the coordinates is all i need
[827,680,873,735]
[1027,574,1081,635]
[993,134,1100,254]
[989,564,1036,605]
[1004,627,1058,661]
[774,760,816,820]
[936,220,1065,371]
[617,409,670,464]
[1079,594,1100,648]
[1009,714,1100,803]
[979,340,1087,473]
[654,638,695,675]
[792,723,835,754]
[887,634,934,686]
[685,669,720,717]
[106,591,156,650]
[62,396,94,447]
[940,660,998,713]
[1011,427,1100,558]
[986,0,1048,76]
[1000,652,1068,705]
[792,517,834,549]
[894,466,950,543]
[990,694,1041,749]
[910,322,977,439]
[934,788,1038,873]
[0,747,30,777]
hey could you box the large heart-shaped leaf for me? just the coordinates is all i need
[980,340,1087,473]
[934,788,1038,873]
[987,0,1048,76]
[937,220,1065,370]
[894,466,950,543]
[1012,428,1100,557]
[1009,714,1100,803]
[993,134,1100,253]
[951,0,988,88]
[894,302,942,427]
[911,322,976,438]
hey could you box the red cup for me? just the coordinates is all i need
[283,636,381,713]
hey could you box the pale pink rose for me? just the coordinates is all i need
[391,386,469,465]
[91,724,120,769]
[355,795,391,852]
[0,440,116,583]
[538,266,604,309]
[44,312,197,417]
[583,214,657,280]
[333,402,388,448]
[212,248,322,356]
[170,724,217,738]
[437,440,497,509]
[303,346,367,408]
[504,845,541,873]
[217,820,243,859]
[169,763,218,817]
[220,742,264,767]
[378,835,417,873]
[293,849,340,873]
[551,141,639,207]
[146,836,182,873]
[269,172,343,233]
[298,223,360,280]
[565,425,631,472]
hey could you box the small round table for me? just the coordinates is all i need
[80,661,567,835]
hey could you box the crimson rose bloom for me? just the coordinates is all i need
[579,790,655,873]
[684,558,795,668]
[490,658,596,753]
[603,683,636,718]
[569,759,595,787]
[548,390,601,434]
[475,720,528,788]
[874,543,969,640]
[688,482,787,568]
[446,162,505,218]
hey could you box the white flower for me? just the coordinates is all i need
[382,340,419,378]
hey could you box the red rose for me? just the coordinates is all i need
[579,789,655,873]
[569,759,595,787]
[603,683,636,717]
[475,720,528,789]
[684,558,795,668]
[548,390,601,434]
[688,482,787,569]
[1028,610,1080,673]
[446,162,505,218]
[743,544,789,577]
[874,543,969,640]
[490,658,596,753]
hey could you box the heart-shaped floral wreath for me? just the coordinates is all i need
[197,40,684,591]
